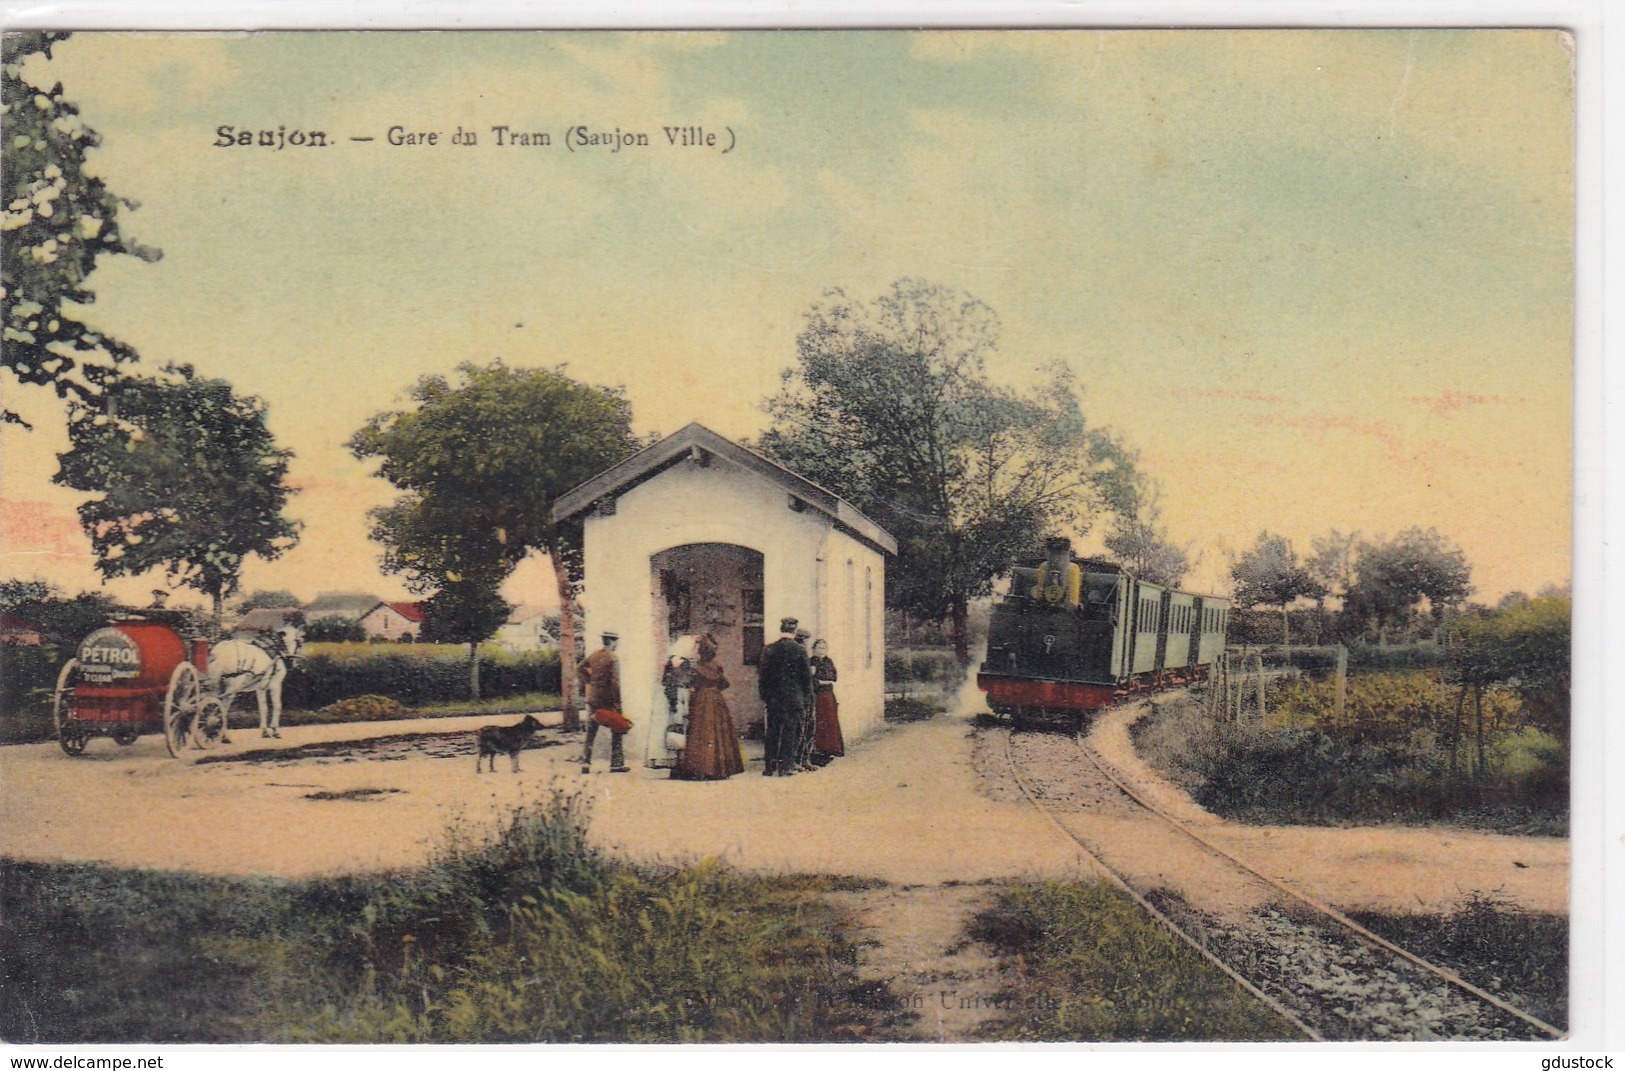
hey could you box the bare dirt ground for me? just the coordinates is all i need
[0,701,1568,1040]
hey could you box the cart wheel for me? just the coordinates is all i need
[112,727,140,746]
[192,698,226,750]
[164,662,202,759]
[53,659,87,757]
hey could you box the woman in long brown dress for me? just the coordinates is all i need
[672,635,745,781]
[810,639,844,764]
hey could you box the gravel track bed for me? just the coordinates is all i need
[993,724,1550,1041]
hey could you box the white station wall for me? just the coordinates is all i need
[579,457,887,761]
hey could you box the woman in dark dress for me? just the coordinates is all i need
[810,639,844,764]
[672,635,745,781]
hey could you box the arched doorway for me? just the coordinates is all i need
[650,544,766,737]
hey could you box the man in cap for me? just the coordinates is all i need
[581,631,629,773]
[757,616,813,776]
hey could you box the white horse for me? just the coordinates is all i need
[208,622,304,740]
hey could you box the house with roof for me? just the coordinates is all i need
[0,611,44,647]
[360,601,426,642]
[232,606,303,635]
[495,604,556,651]
[302,592,386,622]
[552,423,895,770]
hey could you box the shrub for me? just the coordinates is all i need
[884,647,959,685]
[1135,692,1566,835]
[318,695,413,721]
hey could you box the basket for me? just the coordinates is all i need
[592,708,633,733]
[666,729,688,751]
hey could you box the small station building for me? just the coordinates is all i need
[551,423,895,766]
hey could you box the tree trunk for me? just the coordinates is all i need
[468,641,481,700]
[211,589,224,636]
[951,597,971,667]
[1280,605,1291,664]
[1473,685,1486,789]
[1447,683,1467,788]
[552,549,581,732]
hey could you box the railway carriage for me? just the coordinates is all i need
[978,537,1228,730]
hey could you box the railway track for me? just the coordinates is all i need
[1000,722,1565,1042]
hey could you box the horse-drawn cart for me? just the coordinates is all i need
[52,616,227,758]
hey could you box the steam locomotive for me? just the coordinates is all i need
[977,537,1229,730]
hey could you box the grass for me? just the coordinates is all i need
[1347,892,1567,1031]
[966,881,1301,1041]
[0,791,890,1044]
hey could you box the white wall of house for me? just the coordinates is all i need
[359,604,419,641]
[496,615,555,650]
[580,455,887,765]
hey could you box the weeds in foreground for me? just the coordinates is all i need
[1,791,886,1043]
[966,881,1300,1041]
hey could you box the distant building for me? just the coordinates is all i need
[360,601,426,642]
[302,592,384,622]
[552,422,894,762]
[0,611,43,646]
[495,605,556,650]
[232,607,303,635]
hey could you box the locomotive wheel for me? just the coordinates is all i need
[192,698,227,750]
[164,662,203,759]
[53,659,87,757]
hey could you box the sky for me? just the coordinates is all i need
[0,29,1575,612]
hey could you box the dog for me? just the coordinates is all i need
[476,714,545,773]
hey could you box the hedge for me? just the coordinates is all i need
[884,647,961,685]
[282,645,561,710]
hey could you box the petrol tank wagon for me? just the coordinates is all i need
[53,615,226,758]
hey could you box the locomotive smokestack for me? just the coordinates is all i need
[1044,536,1072,578]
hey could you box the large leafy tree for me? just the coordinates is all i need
[759,279,1137,663]
[1344,527,1473,642]
[53,364,300,628]
[1230,532,1318,648]
[348,362,641,720]
[2,32,159,426]
[1102,470,1189,588]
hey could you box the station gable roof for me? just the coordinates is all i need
[551,423,896,556]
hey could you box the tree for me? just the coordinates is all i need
[52,364,301,628]
[1447,596,1569,792]
[759,279,1137,663]
[421,577,513,698]
[349,362,641,717]
[1102,471,1189,588]
[304,615,368,644]
[1305,529,1360,638]
[1344,527,1473,642]
[2,33,160,427]
[1230,532,1317,648]
[0,577,124,643]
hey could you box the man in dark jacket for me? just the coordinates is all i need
[757,617,812,776]
[581,632,628,773]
